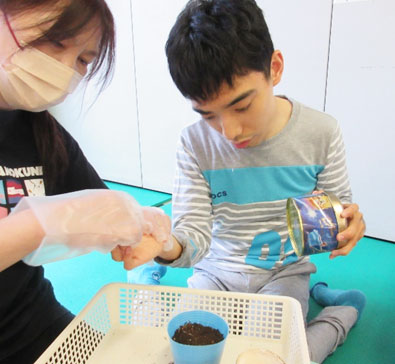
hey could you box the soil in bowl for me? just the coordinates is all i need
[172,321,224,345]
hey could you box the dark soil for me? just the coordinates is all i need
[172,322,224,345]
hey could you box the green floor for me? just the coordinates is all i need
[104,180,172,206]
[44,185,395,364]
[308,237,395,364]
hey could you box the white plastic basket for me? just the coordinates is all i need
[34,283,310,364]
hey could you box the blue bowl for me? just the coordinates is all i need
[167,310,229,364]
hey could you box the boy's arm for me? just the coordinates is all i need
[157,135,214,267]
[316,122,352,202]
[316,122,365,258]
[156,235,183,262]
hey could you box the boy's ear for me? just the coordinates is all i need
[270,50,284,86]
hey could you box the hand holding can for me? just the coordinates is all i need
[286,192,348,256]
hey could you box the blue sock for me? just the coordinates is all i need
[127,263,167,285]
[310,282,366,321]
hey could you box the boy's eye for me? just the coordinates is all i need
[204,115,216,121]
[235,103,251,113]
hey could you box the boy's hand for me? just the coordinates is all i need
[111,234,183,270]
[330,203,365,259]
[111,235,164,270]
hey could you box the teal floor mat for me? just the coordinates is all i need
[44,251,126,314]
[307,237,395,363]
[160,266,192,288]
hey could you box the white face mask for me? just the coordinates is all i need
[0,43,83,112]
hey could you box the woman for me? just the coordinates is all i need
[0,1,170,363]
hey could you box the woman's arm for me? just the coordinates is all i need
[0,210,44,272]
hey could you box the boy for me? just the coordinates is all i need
[118,1,366,362]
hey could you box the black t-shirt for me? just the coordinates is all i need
[0,110,107,360]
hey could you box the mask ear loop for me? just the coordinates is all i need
[3,12,23,49]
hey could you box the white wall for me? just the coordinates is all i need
[51,0,142,186]
[131,0,197,193]
[325,0,395,240]
[259,0,333,111]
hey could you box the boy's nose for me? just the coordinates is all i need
[221,116,242,141]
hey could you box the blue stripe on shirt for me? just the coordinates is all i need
[202,165,324,205]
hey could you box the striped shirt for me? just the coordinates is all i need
[169,98,352,273]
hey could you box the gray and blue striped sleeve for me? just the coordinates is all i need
[168,134,214,267]
[316,121,352,204]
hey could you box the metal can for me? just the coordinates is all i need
[286,192,348,256]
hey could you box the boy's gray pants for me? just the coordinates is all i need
[188,260,357,364]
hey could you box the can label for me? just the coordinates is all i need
[287,193,342,256]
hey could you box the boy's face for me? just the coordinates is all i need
[191,51,285,148]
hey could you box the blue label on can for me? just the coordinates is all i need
[294,194,339,255]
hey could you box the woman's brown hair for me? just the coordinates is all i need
[0,0,116,193]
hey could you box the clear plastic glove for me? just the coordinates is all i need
[141,206,173,251]
[111,207,173,270]
[15,189,144,266]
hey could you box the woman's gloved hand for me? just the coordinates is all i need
[111,207,173,270]
[141,206,173,251]
[15,189,145,266]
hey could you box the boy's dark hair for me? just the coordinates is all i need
[165,0,274,101]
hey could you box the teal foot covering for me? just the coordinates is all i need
[127,263,167,285]
[310,282,366,321]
